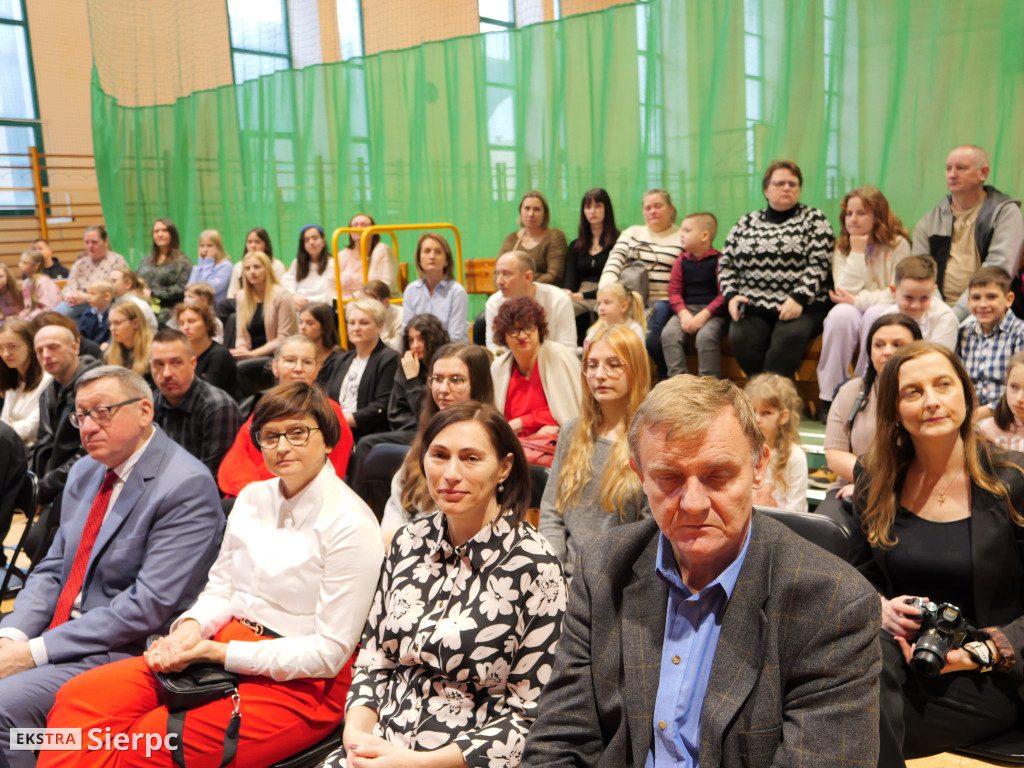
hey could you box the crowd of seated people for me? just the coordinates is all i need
[0,144,1023,766]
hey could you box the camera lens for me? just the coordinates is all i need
[911,635,950,678]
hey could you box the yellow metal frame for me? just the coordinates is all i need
[331,223,463,346]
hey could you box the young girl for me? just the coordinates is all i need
[745,373,808,513]
[584,283,645,347]
[188,229,233,303]
[0,265,25,319]
[977,351,1024,451]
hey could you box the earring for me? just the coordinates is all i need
[497,482,504,493]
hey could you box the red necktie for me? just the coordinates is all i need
[48,468,119,630]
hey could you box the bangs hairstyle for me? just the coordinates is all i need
[517,191,551,229]
[419,401,530,524]
[174,302,218,337]
[743,373,803,496]
[403,314,449,363]
[629,375,766,472]
[414,233,454,279]
[399,343,495,517]
[492,296,548,347]
[859,341,1020,548]
[837,186,909,254]
[575,188,620,252]
[241,227,273,260]
[301,302,340,350]
[556,325,649,518]
[762,159,803,191]
[969,266,1013,293]
[250,381,341,451]
[198,229,229,263]
[994,351,1024,431]
[0,318,42,391]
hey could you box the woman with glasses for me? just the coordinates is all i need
[491,296,582,466]
[380,342,494,548]
[44,382,384,768]
[218,336,353,498]
[718,159,835,379]
[538,325,651,578]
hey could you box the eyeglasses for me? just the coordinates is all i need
[769,180,800,189]
[505,325,537,339]
[428,374,469,389]
[70,398,142,428]
[279,356,317,369]
[583,358,626,378]
[254,425,321,449]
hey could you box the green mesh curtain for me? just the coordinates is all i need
[90,0,1024,317]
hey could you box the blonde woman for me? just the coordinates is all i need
[104,301,154,379]
[231,251,297,360]
[538,325,651,577]
[188,228,233,302]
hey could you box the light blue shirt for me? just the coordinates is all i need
[645,524,752,768]
[402,278,469,342]
[188,258,234,303]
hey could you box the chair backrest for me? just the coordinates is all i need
[528,464,549,513]
[14,470,37,516]
[358,443,412,521]
[754,505,852,561]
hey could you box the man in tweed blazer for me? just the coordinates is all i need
[523,375,881,767]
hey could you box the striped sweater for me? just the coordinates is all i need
[719,204,835,311]
[597,224,683,303]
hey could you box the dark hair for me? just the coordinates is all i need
[242,227,273,260]
[300,302,340,351]
[414,233,454,280]
[295,225,328,283]
[152,328,192,356]
[403,314,450,371]
[346,213,380,254]
[250,381,341,451]
[150,218,182,263]
[969,266,1013,294]
[993,350,1024,431]
[517,191,550,229]
[849,313,922,429]
[574,188,620,253]
[31,238,49,247]
[492,296,548,347]
[174,302,217,338]
[31,311,81,342]
[0,319,42,391]
[762,159,803,192]
[419,401,530,523]
[83,225,108,241]
[363,280,391,301]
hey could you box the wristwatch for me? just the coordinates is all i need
[963,640,995,673]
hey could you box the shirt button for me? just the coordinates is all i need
[672,655,680,665]
[658,721,667,730]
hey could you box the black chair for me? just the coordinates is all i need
[356,443,411,521]
[271,730,343,768]
[957,731,1024,765]
[528,464,549,511]
[754,505,852,560]
[1,471,38,600]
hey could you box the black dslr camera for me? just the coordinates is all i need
[903,598,984,677]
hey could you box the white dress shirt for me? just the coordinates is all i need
[282,258,339,304]
[176,463,383,681]
[1,372,52,444]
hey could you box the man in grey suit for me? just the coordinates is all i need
[0,366,224,768]
[523,375,882,767]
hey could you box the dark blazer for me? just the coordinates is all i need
[0,423,27,566]
[0,426,224,663]
[522,512,882,768]
[324,338,399,440]
[852,451,1024,689]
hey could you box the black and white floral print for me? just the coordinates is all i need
[319,511,566,768]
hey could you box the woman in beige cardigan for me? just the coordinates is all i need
[231,251,297,359]
[499,190,569,285]
[490,296,581,465]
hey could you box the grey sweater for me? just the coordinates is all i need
[538,418,650,577]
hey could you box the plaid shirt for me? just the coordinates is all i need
[154,377,242,477]
[957,310,1024,407]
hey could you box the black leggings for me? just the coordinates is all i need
[728,308,826,378]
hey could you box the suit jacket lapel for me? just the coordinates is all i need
[701,514,771,765]
[623,531,669,767]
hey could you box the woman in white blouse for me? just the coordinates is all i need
[0,319,51,445]
[283,224,338,310]
[43,382,384,768]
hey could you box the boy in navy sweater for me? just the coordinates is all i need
[77,279,113,346]
[661,212,728,378]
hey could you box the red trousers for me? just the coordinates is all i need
[39,619,351,768]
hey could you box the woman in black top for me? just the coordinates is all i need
[563,188,620,344]
[175,302,237,397]
[852,341,1024,765]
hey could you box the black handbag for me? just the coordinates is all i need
[146,635,241,768]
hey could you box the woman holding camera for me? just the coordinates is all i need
[853,341,1024,766]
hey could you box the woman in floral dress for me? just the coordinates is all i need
[320,401,567,768]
